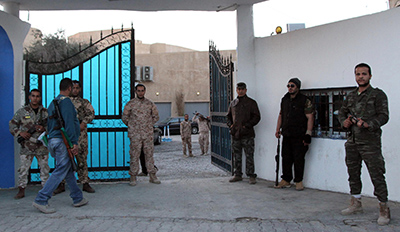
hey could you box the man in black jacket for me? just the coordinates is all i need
[275,78,314,191]
[227,82,261,184]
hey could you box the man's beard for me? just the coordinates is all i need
[137,95,144,99]
[358,81,370,87]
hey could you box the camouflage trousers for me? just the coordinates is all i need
[129,136,157,176]
[199,132,209,155]
[345,141,388,202]
[181,137,192,155]
[18,152,50,188]
[76,149,89,184]
[232,137,256,178]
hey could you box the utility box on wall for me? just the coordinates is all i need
[142,66,153,81]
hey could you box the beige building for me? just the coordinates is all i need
[69,30,236,121]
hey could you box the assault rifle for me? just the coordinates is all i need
[52,99,83,171]
[275,138,280,187]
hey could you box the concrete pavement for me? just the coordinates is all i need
[1,135,399,231]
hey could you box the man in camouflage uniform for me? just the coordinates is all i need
[9,89,49,199]
[227,82,261,185]
[53,81,95,194]
[339,63,390,226]
[122,84,160,186]
[192,113,210,156]
[180,114,193,157]
[274,78,314,191]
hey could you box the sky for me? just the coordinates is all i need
[4,0,390,51]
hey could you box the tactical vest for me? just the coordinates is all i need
[281,93,308,137]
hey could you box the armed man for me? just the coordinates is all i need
[339,63,390,225]
[53,80,95,194]
[9,89,50,199]
[33,78,88,214]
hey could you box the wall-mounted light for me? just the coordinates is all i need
[196,91,200,96]
[156,92,159,96]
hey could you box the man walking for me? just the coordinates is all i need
[275,78,314,191]
[122,84,160,186]
[33,78,88,214]
[192,113,210,156]
[54,80,96,194]
[339,63,390,225]
[180,114,193,157]
[227,82,261,184]
[9,89,49,199]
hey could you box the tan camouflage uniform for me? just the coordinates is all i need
[9,104,49,188]
[180,120,192,155]
[193,115,210,155]
[122,97,159,176]
[70,96,95,184]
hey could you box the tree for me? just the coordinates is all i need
[25,29,86,62]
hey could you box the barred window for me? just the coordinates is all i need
[302,87,356,139]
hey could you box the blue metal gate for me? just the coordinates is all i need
[26,28,135,182]
[209,42,234,173]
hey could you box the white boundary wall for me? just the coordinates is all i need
[251,8,400,202]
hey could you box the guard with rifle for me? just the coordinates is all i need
[33,78,88,214]
[275,78,314,191]
[9,89,50,199]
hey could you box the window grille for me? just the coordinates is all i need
[302,87,356,139]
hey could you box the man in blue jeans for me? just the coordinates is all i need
[33,78,88,214]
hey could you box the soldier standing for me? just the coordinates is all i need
[274,78,314,191]
[339,63,390,226]
[192,113,210,156]
[9,89,50,199]
[122,84,160,186]
[227,82,261,184]
[180,114,193,157]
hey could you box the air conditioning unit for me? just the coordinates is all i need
[135,66,141,81]
[141,66,153,81]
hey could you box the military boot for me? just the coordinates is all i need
[377,202,390,226]
[274,179,291,189]
[53,183,65,195]
[229,175,243,182]
[249,177,257,185]
[149,173,161,184]
[129,176,137,186]
[82,183,95,193]
[295,181,304,191]
[341,196,363,215]
[14,187,25,199]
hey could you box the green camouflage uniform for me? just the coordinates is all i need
[122,97,159,176]
[339,85,389,202]
[180,120,192,155]
[9,104,49,188]
[70,96,95,184]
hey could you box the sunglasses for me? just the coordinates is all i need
[287,84,296,88]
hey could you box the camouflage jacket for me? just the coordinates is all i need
[70,96,95,135]
[180,120,192,138]
[339,85,389,143]
[121,97,159,139]
[192,115,211,133]
[9,104,48,152]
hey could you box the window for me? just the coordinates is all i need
[302,87,356,139]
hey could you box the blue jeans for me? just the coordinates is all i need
[34,138,83,205]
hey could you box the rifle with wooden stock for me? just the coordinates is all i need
[52,99,83,171]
